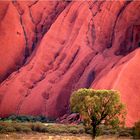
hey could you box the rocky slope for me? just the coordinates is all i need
[0,1,140,126]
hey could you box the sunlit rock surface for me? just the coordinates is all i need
[0,1,140,126]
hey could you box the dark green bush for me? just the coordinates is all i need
[0,115,56,123]
[8,115,17,121]
[133,120,140,139]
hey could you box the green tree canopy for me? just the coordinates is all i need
[70,88,126,138]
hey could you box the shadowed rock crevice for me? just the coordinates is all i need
[86,18,96,50]
[85,70,96,88]
[115,25,140,56]
[12,1,29,63]
[108,1,132,49]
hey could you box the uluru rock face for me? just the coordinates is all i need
[0,1,140,126]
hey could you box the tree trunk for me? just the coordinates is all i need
[92,126,96,140]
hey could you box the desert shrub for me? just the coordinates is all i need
[0,122,16,133]
[7,115,17,121]
[68,125,85,134]
[35,124,85,134]
[19,126,32,133]
[68,126,80,134]
[30,122,46,132]
[0,125,4,131]
[0,121,85,134]
[2,126,16,133]
[43,124,68,134]
[0,122,10,131]
[14,123,24,132]
[119,130,131,137]
[0,115,56,123]
[118,127,132,137]
[18,115,35,122]
[0,125,6,133]
[35,116,55,123]
[133,120,140,139]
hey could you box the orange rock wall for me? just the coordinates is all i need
[0,1,140,126]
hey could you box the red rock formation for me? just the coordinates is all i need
[0,0,68,82]
[0,1,140,126]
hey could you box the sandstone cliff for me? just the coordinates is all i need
[0,1,140,126]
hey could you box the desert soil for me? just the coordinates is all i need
[0,133,132,140]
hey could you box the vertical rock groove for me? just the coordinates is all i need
[108,1,132,48]
[12,1,29,62]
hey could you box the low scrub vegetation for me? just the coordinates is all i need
[0,121,85,134]
[133,120,140,139]
[0,115,55,123]
[0,121,133,136]
[0,121,133,139]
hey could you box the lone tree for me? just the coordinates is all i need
[70,88,126,139]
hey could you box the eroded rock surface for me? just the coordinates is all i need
[0,1,140,126]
